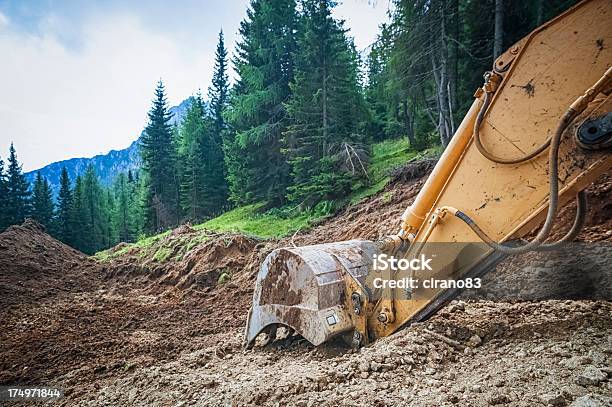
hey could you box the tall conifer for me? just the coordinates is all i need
[283,0,369,206]
[140,81,180,232]
[56,167,73,244]
[5,144,31,225]
[31,172,54,229]
[225,0,298,205]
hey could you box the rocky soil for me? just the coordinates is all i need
[0,171,610,406]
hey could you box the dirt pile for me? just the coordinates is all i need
[104,226,263,292]
[0,221,250,388]
[0,219,99,307]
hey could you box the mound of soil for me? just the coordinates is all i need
[0,219,100,307]
[0,221,252,388]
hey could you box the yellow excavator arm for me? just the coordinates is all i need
[245,0,612,348]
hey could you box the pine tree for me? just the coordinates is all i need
[225,0,297,205]
[114,172,136,242]
[73,165,107,254]
[5,143,31,226]
[364,23,407,142]
[103,189,116,249]
[205,29,230,212]
[56,167,73,244]
[179,94,209,221]
[283,0,369,206]
[70,176,87,252]
[31,172,54,229]
[140,80,180,232]
[0,157,8,231]
[209,29,230,140]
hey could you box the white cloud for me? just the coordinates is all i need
[0,11,8,27]
[334,0,391,51]
[0,13,216,171]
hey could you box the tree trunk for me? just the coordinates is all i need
[449,0,459,124]
[432,5,453,147]
[402,100,417,148]
[494,0,504,59]
[536,0,544,25]
[322,60,328,156]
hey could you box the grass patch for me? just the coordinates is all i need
[217,271,231,284]
[347,138,420,205]
[94,250,114,262]
[349,177,389,205]
[152,247,173,263]
[195,203,312,238]
[134,231,171,249]
[94,244,134,262]
[369,138,417,181]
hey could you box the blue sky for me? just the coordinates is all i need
[0,0,391,171]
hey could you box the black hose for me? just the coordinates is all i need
[456,69,610,254]
[454,107,578,254]
[535,191,587,251]
[455,191,587,253]
[473,84,552,165]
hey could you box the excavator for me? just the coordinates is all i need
[245,0,612,349]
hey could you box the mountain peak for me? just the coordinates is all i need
[25,98,193,197]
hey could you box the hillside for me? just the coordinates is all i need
[24,98,193,195]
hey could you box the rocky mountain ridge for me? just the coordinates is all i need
[25,97,193,196]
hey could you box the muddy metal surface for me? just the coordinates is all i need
[0,172,610,406]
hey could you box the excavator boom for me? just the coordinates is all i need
[245,0,612,348]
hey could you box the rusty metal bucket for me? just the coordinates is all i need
[244,240,380,348]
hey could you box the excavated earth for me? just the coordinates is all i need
[0,168,611,407]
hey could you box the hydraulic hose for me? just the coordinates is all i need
[452,106,576,254]
[535,190,587,251]
[474,88,551,164]
[450,68,611,254]
[451,190,587,253]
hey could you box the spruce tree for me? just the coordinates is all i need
[56,167,73,244]
[5,143,31,225]
[179,94,209,221]
[225,0,297,205]
[205,29,230,212]
[74,165,106,254]
[114,172,136,242]
[283,0,369,206]
[31,172,54,229]
[0,157,8,231]
[103,189,116,249]
[209,29,230,140]
[140,80,180,232]
[70,176,87,252]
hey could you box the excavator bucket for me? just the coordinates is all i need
[244,240,380,348]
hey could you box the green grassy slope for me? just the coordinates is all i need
[197,138,423,238]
